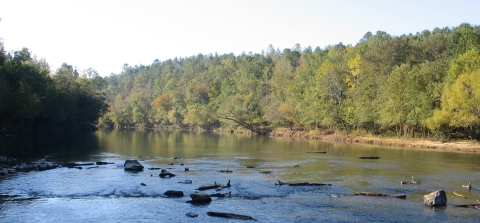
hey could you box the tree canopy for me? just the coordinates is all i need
[0,41,107,138]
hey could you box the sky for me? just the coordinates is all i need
[1,0,479,77]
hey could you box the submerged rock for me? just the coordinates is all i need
[147,167,162,170]
[189,192,212,204]
[178,180,192,184]
[96,161,114,165]
[0,168,8,175]
[210,191,231,198]
[424,189,447,206]
[207,212,255,220]
[15,163,35,172]
[124,160,144,171]
[196,184,221,191]
[36,162,59,171]
[197,180,230,190]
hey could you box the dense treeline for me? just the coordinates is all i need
[100,23,480,140]
[4,23,477,141]
[0,41,107,139]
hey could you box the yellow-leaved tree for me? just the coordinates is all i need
[428,69,480,134]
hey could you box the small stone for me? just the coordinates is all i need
[178,180,192,184]
[186,212,198,217]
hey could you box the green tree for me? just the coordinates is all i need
[428,69,480,137]
[449,23,480,56]
[293,48,327,129]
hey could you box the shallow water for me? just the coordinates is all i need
[1,129,480,222]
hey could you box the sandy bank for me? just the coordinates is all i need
[268,130,480,153]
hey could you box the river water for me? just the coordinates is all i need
[1,129,479,222]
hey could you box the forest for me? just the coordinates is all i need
[0,44,107,140]
[1,23,480,141]
[99,23,480,140]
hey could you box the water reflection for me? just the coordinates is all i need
[1,131,102,162]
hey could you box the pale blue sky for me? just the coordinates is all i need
[0,0,479,76]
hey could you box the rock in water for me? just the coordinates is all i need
[189,192,212,204]
[0,168,8,176]
[196,184,220,191]
[159,169,176,178]
[124,160,144,171]
[207,212,256,220]
[164,190,184,197]
[186,212,198,217]
[96,161,113,165]
[424,189,447,206]
[178,180,192,184]
[15,163,35,172]
[36,162,59,171]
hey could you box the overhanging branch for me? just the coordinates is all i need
[219,116,262,134]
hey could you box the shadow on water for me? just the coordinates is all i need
[0,131,103,163]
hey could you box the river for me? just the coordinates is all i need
[1,129,479,222]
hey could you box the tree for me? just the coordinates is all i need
[75,72,108,124]
[449,23,480,56]
[428,69,480,135]
[184,80,219,130]
[215,54,267,134]
[0,45,107,136]
[314,44,351,133]
[293,48,327,129]
[444,48,480,86]
[152,93,173,125]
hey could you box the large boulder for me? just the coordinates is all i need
[159,169,176,178]
[189,192,212,204]
[424,189,447,206]
[164,190,184,197]
[124,160,144,171]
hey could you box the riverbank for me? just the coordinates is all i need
[268,130,480,153]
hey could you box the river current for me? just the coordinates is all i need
[1,129,479,222]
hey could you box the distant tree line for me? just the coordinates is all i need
[99,23,480,140]
[0,41,107,139]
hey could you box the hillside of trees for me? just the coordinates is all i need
[99,23,480,140]
[0,42,108,141]
[2,23,479,142]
